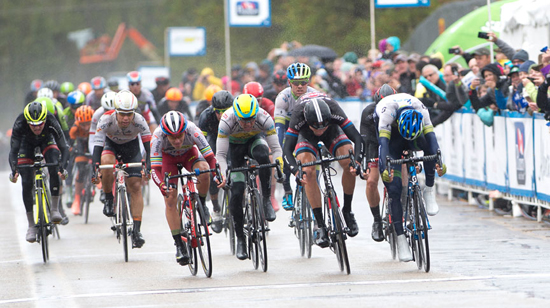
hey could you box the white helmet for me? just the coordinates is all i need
[37,87,54,99]
[114,90,138,112]
[101,91,117,111]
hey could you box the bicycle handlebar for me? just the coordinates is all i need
[225,158,283,190]
[98,162,144,170]
[385,150,442,173]
[164,163,222,188]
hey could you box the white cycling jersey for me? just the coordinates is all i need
[375,93,432,139]
[273,86,317,126]
[93,111,151,147]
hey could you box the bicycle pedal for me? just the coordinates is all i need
[288,220,295,228]
[110,225,116,231]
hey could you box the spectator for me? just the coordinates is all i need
[192,67,222,101]
[468,58,480,76]
[394,54,414,95]
[264,69,287,102]
[470,63,509,112]
[345,68,365,97]
[432,63,468,126]
[151,76,171,104]
[416,64,447,114]
[522,63,544,112]
[506,66,529,113]
[221,76,241,96]
[512,49,530,66]
[179,68,198,99]
[473,48,492,74]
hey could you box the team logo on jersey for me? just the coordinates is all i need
[236,1,259,15]
[194,132,200,138]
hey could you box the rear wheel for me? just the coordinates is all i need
[194,194,213,277]
[382,189,397,260]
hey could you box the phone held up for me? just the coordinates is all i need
[448,47,460,54]
[478,32,490,39]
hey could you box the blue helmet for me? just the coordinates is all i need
[287,62,311,80]
[67,91,85,107]
[397,109,423,140]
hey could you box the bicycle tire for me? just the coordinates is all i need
[244,192,258,269]
[181,195,198,276]
[253,190,268,272]
[83,180,92,224]
[329,192,350,274]
[119,186,129,262]
[414,186,430,272]
[37,188,49,263]
[382,189,397,260]
[193,194,213,278]
[222,189,235,255]
[301,190,313,259]
[294,187,304,255]
[405,192,420,269]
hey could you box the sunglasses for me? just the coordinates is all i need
[28,121,45,126]
[214,108,229,114]
[290,80,309,86]
[238,117,256,123]
[274,80,287,85]
[129,82,141,86]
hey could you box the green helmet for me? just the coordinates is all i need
[60,82,75,95]
[24,100,48,125]
[35,97,55,115]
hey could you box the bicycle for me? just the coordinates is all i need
[18,147,62,263]
[226,158,283,272]
[220,188,235,255]
[77,152,95,224]
[98,157,145,262]
[164,164,221,278]
[381,187,397,260]
[297,142,356,274]
[386,150,441,272]
[291,160,313,258]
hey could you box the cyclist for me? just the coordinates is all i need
[9,100,69,242]
[359,84,397,242]
[198,90,234,233]
[25,79,43,105]
[195,84,221,120]
[151,76,171,104]
[63,90,86,205]
[157,87,193,122]
[283,97,363,247]
[44,80,67,109]
[89,92,116,155]
[264,70,287,102]
[150,111,218,266]
[60,82,75,96]
[69,105,94,215]
[91,90,152,249]
[376,89,446,261]
[127,71,160,131]
[78,82,92,96]
[217,94,283,260]
[86,76,110,110]
[274,62,319,211]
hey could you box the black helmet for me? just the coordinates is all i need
[44,80,60,92]
[373,84,397,104]
[273,69,288,85]
[211,90,234,109]
[24,100,48,125]
[303,98,331,129]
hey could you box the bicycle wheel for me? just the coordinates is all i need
[252,190,268,272]
[299,189,313,259]
[119,187,129,262]
[37,189,49,263]
[381,189,397,260]
[293,187,304,254]
[329,192,350,274]
[405,193,419,269]
[193,194,213,277]
[83,180,92,224]
[222,189,235,255]
[414,186,430,272]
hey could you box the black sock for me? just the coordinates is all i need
[343,193,353,213]
[212,199,220,212]
[133,220,141,233]
[313,208,325,228]
[370,205,381,222]
[199,196,207,209]
[105,192,113,200]
[172,234,184,246]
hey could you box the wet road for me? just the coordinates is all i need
[2,170,550,307]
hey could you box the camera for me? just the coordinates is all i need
[448,48,460,54]
[478,32,489,39]
[451,66,459,77]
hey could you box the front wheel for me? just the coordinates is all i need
[119,187,129,263]
[37,189,49,263]
[415,186,430,272]
[221,189,235,255]
[329,192,350,274]
[253,190,268,272]
[193,194,213,277]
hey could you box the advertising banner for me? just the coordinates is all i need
[533,114,550,201]
[443,112,464,182]
[375,0,430,8]
[167,27,206,57]
[228,0,271,27]
[506,112,535,197]
[462,112,486,186]
[485,115,508,191]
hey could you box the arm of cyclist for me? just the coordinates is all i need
[274,92,289,146]
[342,122,364,175]
[190,124,218,173]
[282,128,299,178]
[215,125,230,188]
[52,115,70,178]
[419,106,447,176]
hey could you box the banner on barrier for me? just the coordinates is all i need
[485,116,508,191]
[506,112,535,197]
[462,112,485,186]
[443,113,464,182]
[534,114,550,201]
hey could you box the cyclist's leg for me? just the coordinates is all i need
[43,143,62,223]
[17,147,37,242]
[229,143,248,260]
[121,139,145,247]
[187,152,211,220]
[364,140,383,241]
[71,159,87,215]
[250,137,276,221]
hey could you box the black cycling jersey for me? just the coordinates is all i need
[9,112,70,173]
[360,103,379,159]
[198,106,219,151]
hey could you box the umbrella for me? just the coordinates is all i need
[288,45,338,62]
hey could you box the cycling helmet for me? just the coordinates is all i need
[165,87,183,101]
[155,76,170,85]
[107,77,119,88]
[35,97,55,115]
[114,90,138,112]
[30,79,43,92]
[101,91,117,111]
[160,111,187,135]
[233,94,258,119]
[60,82,75,95]
[373,84,397,104]
[78,82,92,95]
[273,69,288,84]
[212,90,234,109]
[24,100,48,125]
[37,87,54,99]
[243,82,264,98]
[204,84,222,101]
[127,71,142,83]
[67,91,86,107]
[91,76,107,90]
[303,98,331,129]
[44,80,60,92]
[287,62,311,80]
[75,105,94,122]
[397,109,424,140]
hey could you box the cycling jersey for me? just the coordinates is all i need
[88,107,112,153]
[259,97,275,119]
[85,89,110,110]
[274,86,318,145]
[283,96,363,175]
[9,113,70,173]
[198,106,219,150]
[216,107,281,175]
[134,89,159,124]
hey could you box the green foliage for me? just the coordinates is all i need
[0,0,452,130]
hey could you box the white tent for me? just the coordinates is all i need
[500,0,550,62]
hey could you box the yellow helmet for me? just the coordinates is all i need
[24,100,48,125]
[233,94,258,119]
